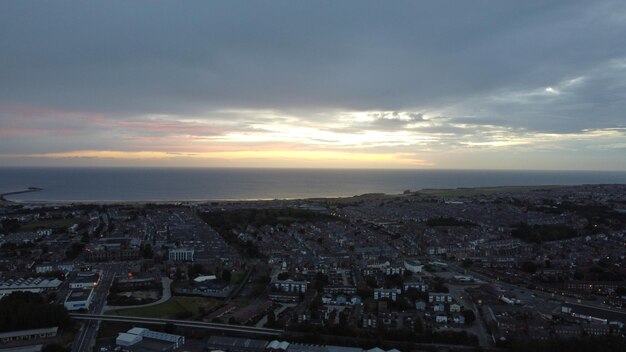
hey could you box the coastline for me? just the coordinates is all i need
[0,184,572,205]
[2,168,626,205]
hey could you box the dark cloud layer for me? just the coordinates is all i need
[1,1,625,168]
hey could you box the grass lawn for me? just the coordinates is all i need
[231,269,249,284]
[418,185,561,197]
[106,296,220,319]
[20,218,76,231]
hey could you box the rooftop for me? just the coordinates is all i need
[0,327,58,339]
[66,289,92,302]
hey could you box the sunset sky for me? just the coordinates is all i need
[1,1,626,169]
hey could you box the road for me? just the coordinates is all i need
[70,263,124,352]
[70,313,283,336]
[448,261,615,313]
[446,283,493,348]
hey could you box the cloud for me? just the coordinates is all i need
[1,1,626,169]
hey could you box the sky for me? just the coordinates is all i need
[1,1,626,170]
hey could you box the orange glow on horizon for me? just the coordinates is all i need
[17,149,433,168]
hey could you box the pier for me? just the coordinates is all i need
[0,187,42,202]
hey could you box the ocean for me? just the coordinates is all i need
[1,167,626,202]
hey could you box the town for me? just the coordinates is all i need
[1,184,625,352]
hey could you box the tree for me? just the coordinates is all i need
[463,309,476,325]
[520,261,538,274]
[222,269,231,282]
[365,275,378,288]
[42,344,70,352]
[187,263,205,279]
[0,292,70,332]
[64,242,84,260]
[164,322,176,334]
[266,311,277,328]
[462,258,474,268]
[175,267,183,281]
[277,272,290,280]
[313,272,329,290]
[385,273,404,288]
[141,243,153,259]
[413,315,424,334]
[432,278,449,293]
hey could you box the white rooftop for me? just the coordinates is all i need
[194,275,217,283]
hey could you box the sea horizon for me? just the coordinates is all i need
[2,167,626,202]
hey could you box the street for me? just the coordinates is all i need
[71,262,124,352]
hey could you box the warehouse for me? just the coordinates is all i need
[63,289,94,311]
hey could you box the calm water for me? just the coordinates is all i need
[1,167,625,202]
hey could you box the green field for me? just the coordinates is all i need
[417,185,561,197]
[106,296,220,319]
[19,218,76,231]
[231,269,249,284]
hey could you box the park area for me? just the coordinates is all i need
[106,296,221,319]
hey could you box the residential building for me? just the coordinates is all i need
[429,292,453,303]
[168,248,195,262]
[373,288,401,301]
[273,279,307,293]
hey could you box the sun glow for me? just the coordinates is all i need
[21,149,432,167]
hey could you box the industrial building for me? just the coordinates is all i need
[0,277,62,299]
[69,272,100,289]
[64,288,94,311]
[0,327,58,344]
[404,259,424,273]
[116,327,185,351]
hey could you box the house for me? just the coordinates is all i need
[582,324,612,336]
[453,314,466,324]
[553,324,581,338]
[450,303,462,313]
[373,288,401,301]
[436,315,448,323]
[433,303,445,312]
[350,296,362,305]
[404,280,428,292]
[267,340,290,352]
[273,279,307,293]
[415,300,426,310]
[335,295,347,305]
[322,294,333,304]
[384,266,405,276]
[429,292,452,303]
[362,313,377,328]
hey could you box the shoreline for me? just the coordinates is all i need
[0,184,578,205]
